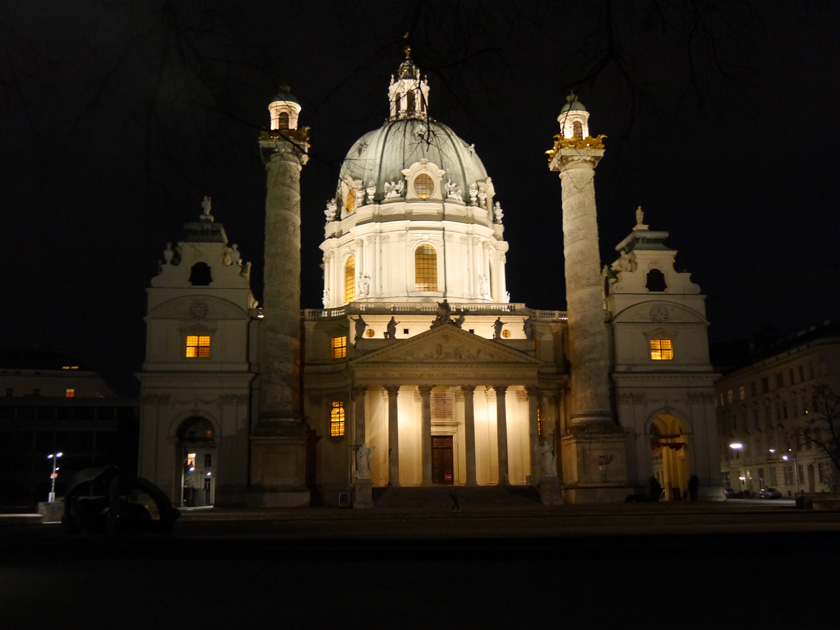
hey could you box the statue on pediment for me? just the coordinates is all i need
[431,299,452,328]
[385,316,399,339]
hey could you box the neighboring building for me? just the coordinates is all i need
[138,51,722,508]
[0,351,138,505]
[716,321,840,495]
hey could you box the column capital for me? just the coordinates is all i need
[351,385,367,400]
[384,384,400,397]
[461,384,477,394]
[493,384,508,395]
[418,384,434,396]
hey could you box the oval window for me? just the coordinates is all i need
[414,173,434,199]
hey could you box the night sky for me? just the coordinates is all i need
[2,1,838,395]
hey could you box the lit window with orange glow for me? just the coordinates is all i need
[186,335,211,358]
[65,388,75,398]
[344,256,355,302]
[414,173,434,199]
[345,190,355,214]
[330,401,345,437]
[414,245,437,291]
[650,339,673,360]
[331,336,347,359]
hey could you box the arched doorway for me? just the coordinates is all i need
[177,417,216,507]
[649,414,690,501]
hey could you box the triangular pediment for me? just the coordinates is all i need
[351,323,541,366]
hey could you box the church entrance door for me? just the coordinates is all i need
[432,436,454,485]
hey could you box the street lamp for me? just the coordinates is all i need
[47,452,63,503]
[782,448,801,495]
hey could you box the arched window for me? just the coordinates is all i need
[406,91,415,114]
[414,245,438,291]
[344,256,356,302]
[572,121,583,139]
[277,112,289,130]
[189,262,212,286]
[645,268,667,292]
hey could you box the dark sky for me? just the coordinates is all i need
[2,1,838,395]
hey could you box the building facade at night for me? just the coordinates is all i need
[717,321,840,496]
[137,53,723,507]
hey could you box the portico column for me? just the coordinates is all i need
[385,385,400,487]
[351,386,367,444]
[525,385,539,485]
[418,385,434,486]
[494,385,509,486]
[462,385,477,486]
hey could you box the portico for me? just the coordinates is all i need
[349,323,542,488]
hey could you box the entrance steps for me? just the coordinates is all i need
[372,485,541,509]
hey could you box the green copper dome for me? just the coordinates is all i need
[337,118,489,203]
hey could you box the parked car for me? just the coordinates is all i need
[724,487,742,499]
[759,487,782,500]
[62,466,180,535]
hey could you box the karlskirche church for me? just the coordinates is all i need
[137,52,723,507]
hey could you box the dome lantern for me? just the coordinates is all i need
[557,91,590,140]
[388,45,430,121]
[268,84,302,131]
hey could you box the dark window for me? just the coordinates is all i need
[406,91,415,113]
[645,269,667,292]
[572,121,583,139]
[277,112,289,130]
[189,262,212,286]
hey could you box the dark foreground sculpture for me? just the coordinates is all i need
[62,466,180,535]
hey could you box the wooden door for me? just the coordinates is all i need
[432,436,454,485]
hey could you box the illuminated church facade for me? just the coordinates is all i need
[137,53,723,507]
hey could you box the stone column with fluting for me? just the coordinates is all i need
[419,385,433,486]
[494,385,509,485]
[385,385,400,487]
[462,385,477,486]
[548,142,612,430]
[525,386,540,484]
[256,125,309,430]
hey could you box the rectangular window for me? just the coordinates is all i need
[798,365,805,382]
[204,454,212,468]
[818,462,825,483]
[650,339,673,360]
[330,401,345,437]
[187,452,196,469]
[331,336,347,359]
[185,335,211,358]
[775,373,784,388]
[769,467,778,486]
[65,388,75,398]
[739,386,745,400]
[727,390,734,403]
[783,465,793,485]
[5,388,12,397]
[789,369,795,385]
[750,382,757,397]
[762,378,769,394]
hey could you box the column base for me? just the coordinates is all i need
[540,476,564,506]
[560,428,630,503]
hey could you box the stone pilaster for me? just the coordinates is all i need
[385,385,401,487]
[494,385,509,485]
[462,385,477,486]
[418,385,433,486]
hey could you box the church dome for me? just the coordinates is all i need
[337,118,488,204]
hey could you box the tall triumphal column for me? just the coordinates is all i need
[547,93,628,502]
[249,87,313,506]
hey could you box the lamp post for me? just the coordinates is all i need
[729,442,745,493]
[47,452,63,503]
[782,448,801,495]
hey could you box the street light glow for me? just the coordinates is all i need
[729,442,743,449]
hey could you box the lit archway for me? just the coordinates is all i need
[649,414,690,501]
[176,417,216,508]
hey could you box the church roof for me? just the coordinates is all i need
[338,118,488,202]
